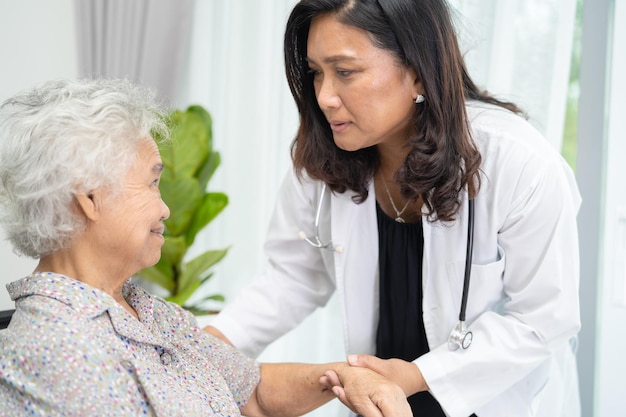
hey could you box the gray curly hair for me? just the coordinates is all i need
[0,78,169,258]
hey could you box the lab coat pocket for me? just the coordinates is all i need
[446,245,506,322]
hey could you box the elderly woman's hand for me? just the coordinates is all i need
[320,363,412,417]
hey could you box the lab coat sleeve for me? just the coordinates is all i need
[416,151,581,417]
[210,168,336,358]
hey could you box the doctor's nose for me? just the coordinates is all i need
[316,78,341,110]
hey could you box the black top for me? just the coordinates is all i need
[375,203,446,416]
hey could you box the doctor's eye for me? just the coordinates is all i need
[336,69,352,78]
[307,68,321,78]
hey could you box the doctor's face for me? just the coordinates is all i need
[306,13,420,152]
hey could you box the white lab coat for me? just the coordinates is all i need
[212,103,582,417]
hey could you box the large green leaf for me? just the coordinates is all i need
[169,272,217,306]
[185,293,226,315]
[186,106,216,188]
[136,263,175,293]
[143,105,228,314]
[186,192,228,246]
[166,280,200,306]
[163,110,211,179]
[195,294,225,303]
[169,274,226,311]
[187,105,213,148]
[160,178,202,236]
[184,305,222,316]
[177,248,229,295]
[159,236,187,270]
[197,151,220,191]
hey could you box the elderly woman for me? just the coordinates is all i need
[0,78,410,417]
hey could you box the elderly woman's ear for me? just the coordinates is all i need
[74,192,101,221]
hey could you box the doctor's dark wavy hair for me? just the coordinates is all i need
[284,0,522,221]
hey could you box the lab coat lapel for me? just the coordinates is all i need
[421,201,469,347]
[331,182,379,355]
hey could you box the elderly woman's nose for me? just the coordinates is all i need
[161,199,170,221]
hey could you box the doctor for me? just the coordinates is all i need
[207,0,582,416]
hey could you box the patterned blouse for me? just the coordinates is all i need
[0,272,260,417]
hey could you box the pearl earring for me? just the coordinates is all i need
[415,94,425,104]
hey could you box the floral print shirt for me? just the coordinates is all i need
[0,272,260,417]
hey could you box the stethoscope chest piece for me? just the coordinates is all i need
[448,320,473,350]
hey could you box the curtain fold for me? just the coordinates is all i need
[74,0,196,105]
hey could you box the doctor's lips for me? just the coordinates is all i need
[328,119,352,132]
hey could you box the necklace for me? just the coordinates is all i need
[379,172,409,223]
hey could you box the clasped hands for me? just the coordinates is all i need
[320,354,427,417]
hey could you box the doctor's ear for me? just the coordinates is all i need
[413,78,424,96]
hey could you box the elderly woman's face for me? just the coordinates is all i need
[95,137,170,273]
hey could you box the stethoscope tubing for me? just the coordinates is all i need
[299,183,335,250]
[300,184,476,349]
[459,198,475,322]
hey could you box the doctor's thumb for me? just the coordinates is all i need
[347,354,379,368]
[347,354,400,384]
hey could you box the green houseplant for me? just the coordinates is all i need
[136,105,228,315]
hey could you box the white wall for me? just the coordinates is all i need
[575,0,626,415]
[0,0,78,310]
[594,0,626,414]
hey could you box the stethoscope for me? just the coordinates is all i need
[299,183,475,351]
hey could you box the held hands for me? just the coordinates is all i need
[320,355,428,416]
[320,362,412,417]
[346,354,427,396]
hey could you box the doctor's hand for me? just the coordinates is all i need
[333,354,428,398]
[320,365,411,417]
[203,325,234,346]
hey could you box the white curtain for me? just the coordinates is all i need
[177,0,305,326]
[74,0,196,105]
[449,0,577,150]
[177,1,577,416]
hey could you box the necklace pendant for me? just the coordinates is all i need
[379,172,410,224]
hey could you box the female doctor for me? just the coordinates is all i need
[207,0,582,416]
